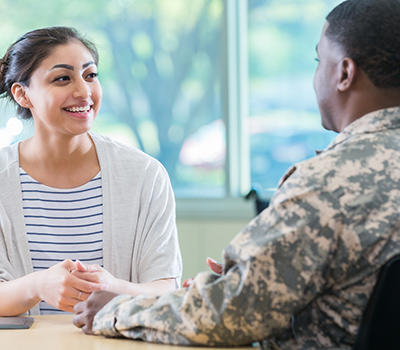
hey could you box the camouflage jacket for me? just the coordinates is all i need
[93,106,400,349]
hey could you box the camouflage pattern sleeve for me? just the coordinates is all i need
[92,165,343,346]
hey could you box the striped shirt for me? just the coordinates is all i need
[20,168,103,314]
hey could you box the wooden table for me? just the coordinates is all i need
[0,315,256,350]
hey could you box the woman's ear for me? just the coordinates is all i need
[11,82,32,108]
[337,57,357,92]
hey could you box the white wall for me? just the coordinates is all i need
[177,218,250,282]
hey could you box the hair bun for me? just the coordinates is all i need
[0,49,11,72]
[0,50,12,95]
[0,54,9,95]
[0,58,5,74]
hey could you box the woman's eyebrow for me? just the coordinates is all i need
[49,61,95,71]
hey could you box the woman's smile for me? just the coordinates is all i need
[63,104,94,119]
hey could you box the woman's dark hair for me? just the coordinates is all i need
[0,26,98,119]
[326,0,400,88]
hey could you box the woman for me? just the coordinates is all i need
[0,27,182,316]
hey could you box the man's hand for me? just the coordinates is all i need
[73,290,118,334]
[206,257,223,274]
[182,257,223,288]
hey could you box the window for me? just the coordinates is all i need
[0,0,342,207]
[247,0,342,198]
[0,0,225,198]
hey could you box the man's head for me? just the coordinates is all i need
[314,0,400,132]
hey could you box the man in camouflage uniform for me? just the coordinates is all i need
[73,0,400,348]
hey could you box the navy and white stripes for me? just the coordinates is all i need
[20,169,103,314]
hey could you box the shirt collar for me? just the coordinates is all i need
[325,105,400,151]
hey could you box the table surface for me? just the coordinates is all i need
[0,315,256,350]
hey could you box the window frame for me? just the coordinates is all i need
[176,0,253,219]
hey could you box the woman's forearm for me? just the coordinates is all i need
[0,272,41,316]
[111,278,177,297]
[71,264,177,298]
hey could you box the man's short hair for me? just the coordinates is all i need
[326,0,400,88]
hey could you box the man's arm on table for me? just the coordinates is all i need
[74,174,345,346]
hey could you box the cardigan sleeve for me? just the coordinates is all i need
[135,161,182,286]
[0,202,16,282]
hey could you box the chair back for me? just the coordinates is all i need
[353,254,400,350]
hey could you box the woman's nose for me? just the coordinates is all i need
[72,79,92,99]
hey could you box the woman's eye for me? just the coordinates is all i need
[53,76,70,82]
[86,72,98,79]
[314,58,320,63]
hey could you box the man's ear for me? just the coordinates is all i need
[11,82,32,108]
[337,57,357,92]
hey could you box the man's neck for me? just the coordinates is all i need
[338,88,400,132]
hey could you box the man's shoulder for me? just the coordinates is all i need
[295,131,392,179]
[278,132,398,205]
[278,151,338,190]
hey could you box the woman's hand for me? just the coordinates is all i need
[182,257,223,288]
[71,261,118,293]
[35,259,102,312]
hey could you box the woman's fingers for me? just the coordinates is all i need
[61,259,78,272]
[70,273,102,293]
[71,271,101,283]
[75,260,88,272]
[74,260,102,273]
[53,276,100,307]
[57,302,75,313]
[70,289,91,302]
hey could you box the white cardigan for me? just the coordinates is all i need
[0,133,182,315]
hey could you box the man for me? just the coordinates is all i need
[73,0,400,348]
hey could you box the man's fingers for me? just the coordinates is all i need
[182,258,223,288]
[82,324,94,335]
[74,300,85,314]
[182,278,194,288]
[206,257,223,275]
[73,310,94,334]
[73,313,84,328]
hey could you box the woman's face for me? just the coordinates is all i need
[23,39,102,137]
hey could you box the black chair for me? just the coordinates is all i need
[244,188,269,216]
[353,254,400,350]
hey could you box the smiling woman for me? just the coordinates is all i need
[14,40,102,181]
[0,27,182,316]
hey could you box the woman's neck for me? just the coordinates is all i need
[22,132,92,166]
[18,132,100,188]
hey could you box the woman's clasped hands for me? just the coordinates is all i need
[35,259,116,312]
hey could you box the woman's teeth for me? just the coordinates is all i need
[65,106,91,112]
